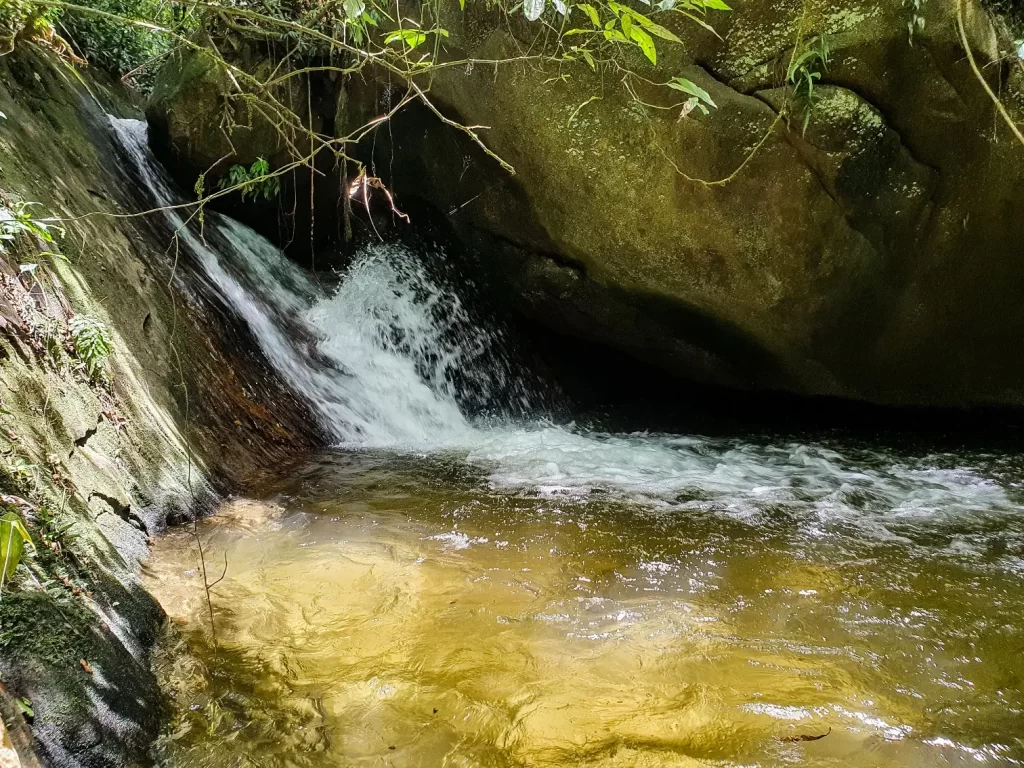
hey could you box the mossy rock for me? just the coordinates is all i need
[370,0,1024,407]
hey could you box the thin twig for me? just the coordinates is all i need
[410,80,516,175]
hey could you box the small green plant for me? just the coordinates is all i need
[666,76,717,115]
[68,314,113,379]
[34,500,77,558]
[788,35,831,135]
[4,458,37,490]
[16,697,33,719]
[0,201,63,253]
[19,250,68,278]
[43,328,66,368]
[0,510,35,594]
[216,158,281,203]
[341,0,384,47]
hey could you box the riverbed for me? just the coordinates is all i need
[144,432,1024,767]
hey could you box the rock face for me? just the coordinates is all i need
[149,0,1024,408]
[146,48,348,258]
[378,0,1024,408]
[0,48,318,766]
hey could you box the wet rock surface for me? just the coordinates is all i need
[0,48,319,767]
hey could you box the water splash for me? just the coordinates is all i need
[109,117,528,447]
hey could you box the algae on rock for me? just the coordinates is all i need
[0,47,318,767]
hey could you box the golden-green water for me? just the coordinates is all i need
[145,444,1024,767]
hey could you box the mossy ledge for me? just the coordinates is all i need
[0,47,321,767]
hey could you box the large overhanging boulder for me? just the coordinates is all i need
[376,0,1024,407]
[148,0,1024,408]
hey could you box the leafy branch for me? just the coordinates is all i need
[216,157,282,201]
[68,315,113,380]
[15,0,735,229]
[0,200,64,253]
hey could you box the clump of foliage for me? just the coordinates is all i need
[788,34,831,134]
[57,0,191,88]
[8,0,743,201]
[0,0,38,47]
[216,157,281,202]
[68,314,113,379]
[1,1,78,65]
[1,0,194,88]
[0,201,61,253]
[561,0,729,68]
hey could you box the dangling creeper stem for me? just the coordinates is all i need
[955,0,1024,147]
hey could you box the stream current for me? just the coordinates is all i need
[110,119,1024,766]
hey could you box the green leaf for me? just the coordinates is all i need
[611,3,681,42]
[524,0,545,20]
[385,28,428,48]
[459,0,465,9]
[582,49,596,69]
[667,76,717,108]
[685,96,709,115]
[578,3,600,26]
[699,0,730,9]
[610,3,648,27]
[679,10,721,38]
[643,21,680,42]
[16,698,32,719]
[342,0,365,19]
[788,49,818,79]
[0,512,31,581]
[620,12,632,40]
[630,25,656,64]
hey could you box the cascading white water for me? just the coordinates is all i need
[109,117,1024,544]
[110,117,519,447]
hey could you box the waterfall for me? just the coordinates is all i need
[108,118,1021,542]
[109,118,530,448]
